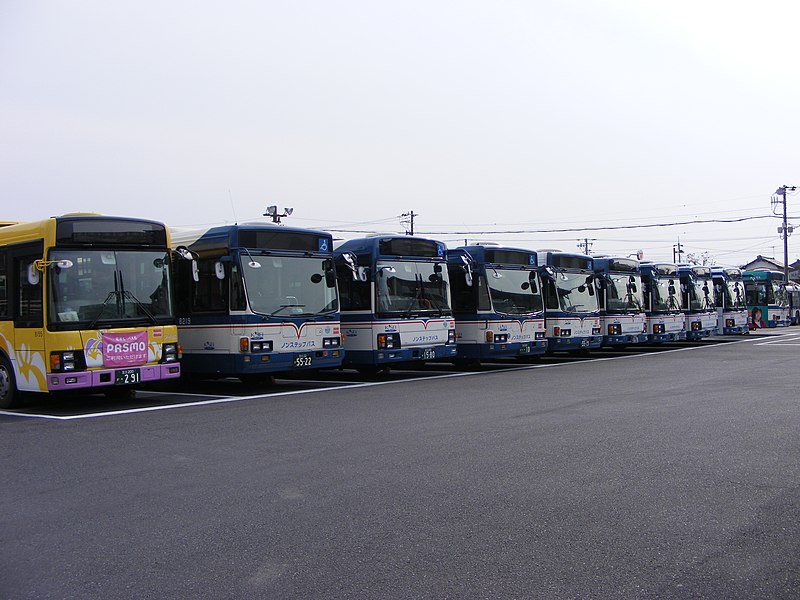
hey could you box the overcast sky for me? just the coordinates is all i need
[2,1,799,266]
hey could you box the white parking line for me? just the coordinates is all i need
[0,334,764,421]
[753,333,800,346]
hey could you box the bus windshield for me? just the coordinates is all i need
[652,278,681,312]
[605,274,643,313]
[555,272,598,314]
[746,281,785,306]
[486,268,543,315]
[688,279,714,311]
[718,280,745,309]
[375,259,451,315]
[243,256,337,316]
[48,249,174,327]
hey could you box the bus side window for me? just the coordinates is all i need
[0,252,7,318]
[544,279,559,310]
[230,264,246,311]
[448,267,475,312]
[193,257,228,313]
[337,270,370,311]
[15,253,43,328]
[476,275,491,311]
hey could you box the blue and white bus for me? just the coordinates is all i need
[538,251,602,352]
[711,267,748,335]
[592,257,648,347]
[446,245,547,365]
[678,265,717,340]
[640,262,686,342]
[171,223,343,383]
[743,270,789,329]
[334,235,457,374]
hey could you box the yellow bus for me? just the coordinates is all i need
[0,214,181,408]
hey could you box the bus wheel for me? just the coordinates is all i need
[0,356,20,409]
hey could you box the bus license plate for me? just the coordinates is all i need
[520,344,531,354]
[293,354,313,368]
[115,368,140,385]
[421,348,436,360]
[580,339,590,347]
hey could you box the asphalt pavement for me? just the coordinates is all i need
[2,331,799,599]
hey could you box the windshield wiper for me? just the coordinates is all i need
[121,290,158,324]
[268,304,306,317]
[87,291,121,330]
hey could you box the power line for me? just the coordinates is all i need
[325,214,777,235]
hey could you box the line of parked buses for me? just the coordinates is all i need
[1,213,798,408]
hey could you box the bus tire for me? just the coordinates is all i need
[0,356,20,409]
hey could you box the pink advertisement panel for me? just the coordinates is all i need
[101,331,149,367]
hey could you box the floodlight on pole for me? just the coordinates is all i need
[263,205,294,224]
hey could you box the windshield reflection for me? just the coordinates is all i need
[555,272,599,315]
[688,279,715,311]
[48,249,174,328]
[605,274,644,312]
[375,260,451,315]
[652,279,682,312]
[487,268,543,315]
[243,256,337,316]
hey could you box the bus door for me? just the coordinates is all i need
[9,242,46,392]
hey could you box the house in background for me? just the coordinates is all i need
[740,255,784,272]
[740,255,800,283]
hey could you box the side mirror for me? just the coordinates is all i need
[528,272,538,293]
[192,260,200,283]
[357,266,368,282]
[215,261,226,280]
[459,256,474,287]
[27,263,40,286]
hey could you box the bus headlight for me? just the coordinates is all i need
[161,343,179,362]
[691,321,700,331]
[448,330,456,344]
[592,327,601,335]
[323,337,340,349]
[560,329,571,337]
[493,333,508,343]
[50,350,83,372]
[653,324,665,334]
[535,331,546,340]
[240,337,273,353]
[377,333,401,349]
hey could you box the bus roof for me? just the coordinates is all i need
[449,245,537,267]
[592,257,639,272]
[335,235,446,259]
[170,222,333,253]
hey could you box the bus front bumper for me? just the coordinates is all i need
[648,331,687,343]
[47,363,181,392]
[547,335,603,351]
[603,333,648,346]
[345,344,458,367]
[457,340,548,360]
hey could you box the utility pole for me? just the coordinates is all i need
[673,238,684,263]
[775,185,797,283]
[577,238,594,254]
[401,211,417,236]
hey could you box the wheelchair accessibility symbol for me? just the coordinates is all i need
[318,238,329,252]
